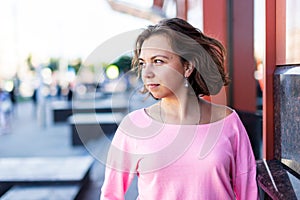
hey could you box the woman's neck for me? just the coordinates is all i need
[160,94,200,124]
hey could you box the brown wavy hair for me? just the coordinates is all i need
[132,17,230,96]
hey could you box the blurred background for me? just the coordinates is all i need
[2,0,300,117]
[0,0,300,199]
[0,0,153,103]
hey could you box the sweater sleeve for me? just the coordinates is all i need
[100,117,137,200]
[232,112,259,200]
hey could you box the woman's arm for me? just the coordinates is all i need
[233,113,259,200]
[100,167,135,200]
[100,119,137,200]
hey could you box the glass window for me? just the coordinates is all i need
[286,0,300,64]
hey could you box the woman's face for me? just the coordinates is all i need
[139,34,186,99]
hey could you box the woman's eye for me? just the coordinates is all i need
[138,62,145,68]
[154,59,164,65]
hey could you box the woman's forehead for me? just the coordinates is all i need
[141,35,174,53]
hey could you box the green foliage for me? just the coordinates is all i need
[68,58,82,74]
[26,54,34,71]
[47,58,59,71]
[112,55,132,73]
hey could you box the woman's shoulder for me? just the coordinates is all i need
[212,104,235,122]
[120,108,147,124]
[118,107,154,129]
[199,99,235,124]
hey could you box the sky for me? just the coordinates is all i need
[1,0,299,80]
[0,0,153,79]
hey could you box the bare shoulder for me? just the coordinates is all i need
[200,99,233,124]
[213,104,233,121]
[144,102,161,121]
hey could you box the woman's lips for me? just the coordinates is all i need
[147,84,160,89]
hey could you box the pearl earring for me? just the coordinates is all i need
[184,77,189,88]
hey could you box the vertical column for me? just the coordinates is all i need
[264,1,276,160]
[204,0,256,111]
[153,0,164,9]
[276,0,286,65]
[202,0,228,105]
[232,0,256,112]
[176,0,188,20]
[203,0,227,47]
[264,0,286,160]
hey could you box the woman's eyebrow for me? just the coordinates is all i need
[138,55,170,60]
[152,55,169,59]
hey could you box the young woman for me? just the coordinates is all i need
[100,18,258,200]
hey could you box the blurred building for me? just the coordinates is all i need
[0,0,300,198]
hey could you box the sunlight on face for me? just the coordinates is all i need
[139,35,186,99]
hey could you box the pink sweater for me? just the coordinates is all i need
[100,109,258,200]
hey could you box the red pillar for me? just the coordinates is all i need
[153,0,164,9]
[203,0,256,111]
[176,0,188,20]
[263,0,276,160]
[231,0,256,112]
[203,0,228,105]
[263,0,286,160]
[203,0,227,48]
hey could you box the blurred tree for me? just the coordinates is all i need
[47,58,59,71]
[68,58,82,74]
[112,55,132,73]
[26,54,35,71]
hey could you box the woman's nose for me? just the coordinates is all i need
[142,63,154,78]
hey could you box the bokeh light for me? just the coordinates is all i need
[106,65,120,80]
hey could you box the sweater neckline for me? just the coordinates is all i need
[141,108,235,127]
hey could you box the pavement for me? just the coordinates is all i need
[0,100,87,157]
[0,91,156,199]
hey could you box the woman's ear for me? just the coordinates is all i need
[184,61,195,77]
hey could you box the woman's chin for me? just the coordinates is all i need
[149,93,161,100]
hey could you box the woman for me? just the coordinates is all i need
[100,18,258,199]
